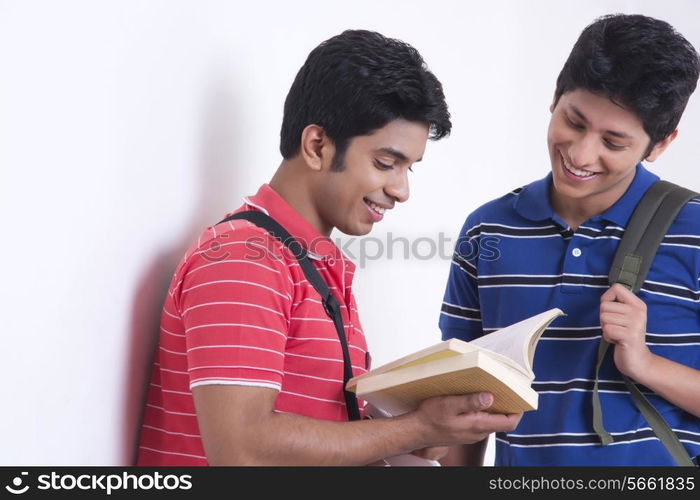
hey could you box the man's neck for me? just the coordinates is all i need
[552,205,595,231]
[550,189,617,231]
[269,161,332,237]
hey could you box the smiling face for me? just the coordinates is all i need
[313,118,429,236]
[547,89,675,223]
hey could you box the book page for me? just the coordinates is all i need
[349,338,477,384]
[469,308,564,377]
[355,351,538,415]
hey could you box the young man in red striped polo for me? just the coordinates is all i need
[137,29,521,466]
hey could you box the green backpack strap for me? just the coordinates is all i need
[593,180,698,466]
[608,181,699,292]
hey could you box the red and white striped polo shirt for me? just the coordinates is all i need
[137,184,369,466]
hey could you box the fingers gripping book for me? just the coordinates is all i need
[347,308,565,416]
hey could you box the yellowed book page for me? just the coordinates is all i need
[469,308,564,376]
[348,338,476,386]
[355,352,537,416]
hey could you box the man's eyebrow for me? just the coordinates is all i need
[569,104,633,139]
[376,147,422,163]
[605,129,633,139]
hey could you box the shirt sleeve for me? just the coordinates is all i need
[439,213,484,342]
[175,227,293,391]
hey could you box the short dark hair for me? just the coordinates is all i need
[280,30,451,169]
[554,14,700,153]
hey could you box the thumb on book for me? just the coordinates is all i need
[478,392,493,409]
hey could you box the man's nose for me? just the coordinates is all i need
[568,134,599,168]
[386,168,410,203]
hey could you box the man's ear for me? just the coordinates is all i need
[300,124,335,171]
[645,129,678,162]
[549,91,558,113]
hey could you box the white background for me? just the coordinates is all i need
[1,0,698,466]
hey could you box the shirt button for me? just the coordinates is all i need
[572,248,582,257]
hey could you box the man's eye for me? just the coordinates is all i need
[374,160,393,170]
[604,139,625,151]
[565,116,584,129]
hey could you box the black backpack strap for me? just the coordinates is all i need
[593,180,698,466]
[218,211,361,421]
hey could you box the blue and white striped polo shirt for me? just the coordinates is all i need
[440,164,700,466]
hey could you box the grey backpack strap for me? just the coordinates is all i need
[593,180,698,466]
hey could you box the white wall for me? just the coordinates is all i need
[1,0,698,465]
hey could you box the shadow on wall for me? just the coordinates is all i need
[121,78,249,465]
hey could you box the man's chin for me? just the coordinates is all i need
[338,222,373,237]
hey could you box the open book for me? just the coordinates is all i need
[347,308,565,417]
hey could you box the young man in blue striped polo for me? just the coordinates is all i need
[439,14,700,466]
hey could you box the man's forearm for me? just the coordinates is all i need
[206,410,428,466]
[632,354,700,417]
[194,385,520,465]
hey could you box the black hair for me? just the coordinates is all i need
[555,14,700,155]
[280,29,451,169]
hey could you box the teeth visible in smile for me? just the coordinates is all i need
[366,201,386,215]
[562,154,596,177]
